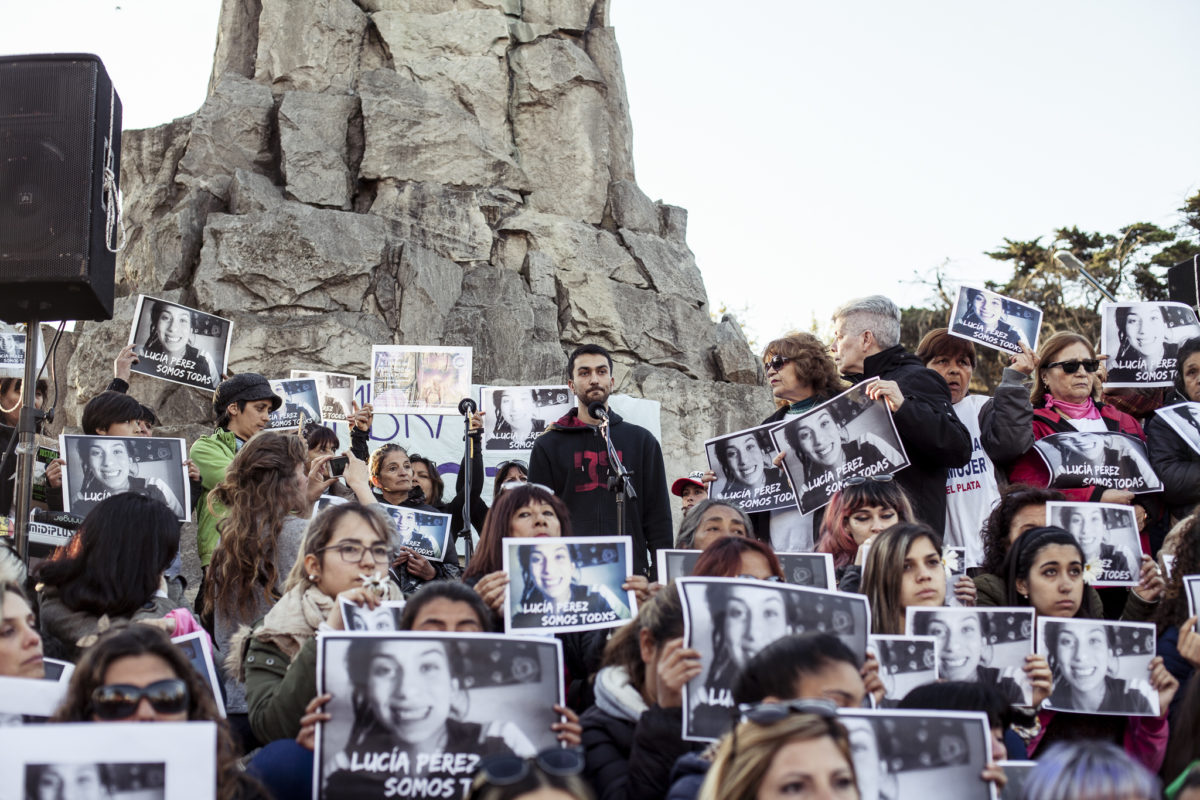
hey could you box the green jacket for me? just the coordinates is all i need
[241,628,318,744]
[189,429,238,567]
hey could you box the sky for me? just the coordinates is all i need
[3,1,1199,345]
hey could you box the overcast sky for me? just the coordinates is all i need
[4,0,1198,344]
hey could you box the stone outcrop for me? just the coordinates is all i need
[63,0,771,497]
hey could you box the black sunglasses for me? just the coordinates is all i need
[728,699,841,766]
[764,355,792,372]
[475,748,584,786]
[843,474,894,487]
[91,678,189,720]
[1045,358,1101,374]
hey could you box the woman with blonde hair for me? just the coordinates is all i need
[697,708,859,800]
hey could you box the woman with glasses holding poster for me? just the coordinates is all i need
[999,525,1176,771]
[51,625,267,800]
[1008,333,1156,590]
[753,333,846,551]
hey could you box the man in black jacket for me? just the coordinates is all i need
[529,344,672,578]
[830,295,972,537]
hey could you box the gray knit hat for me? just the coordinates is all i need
[212,373,282,414]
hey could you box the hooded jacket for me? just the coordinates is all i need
[581,666,697,800]
[528,408,672,577]
[189,428,239,567]
[849,345,972,536]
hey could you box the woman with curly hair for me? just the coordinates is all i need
[204,432,321,747]
[1154,513,1200,721]
[52,624,268,800]
[753,332,846,551]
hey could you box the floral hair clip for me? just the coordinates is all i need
[359,571,388,596]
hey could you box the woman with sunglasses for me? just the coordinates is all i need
[1009,331,1154,533]
[468,750,595,800]
[51,624,267,800]
[494,460,530,497]
[698,706,859,800]
[754,333,847,551]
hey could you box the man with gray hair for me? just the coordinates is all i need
[830,295,971,536]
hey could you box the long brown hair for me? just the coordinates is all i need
[205,432,309,618]
[861,523,942,635]
[463,484,572,579]
[1156,514,1200,635]
[599,584,684,704]
[52,625,262,800]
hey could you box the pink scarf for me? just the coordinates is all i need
[1043,394,1102,420]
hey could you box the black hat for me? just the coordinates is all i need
[213,373,282,414]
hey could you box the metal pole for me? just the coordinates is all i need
[13,318,39,564]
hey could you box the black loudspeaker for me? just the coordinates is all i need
[1168,254,1200,310]
[0,54,121,323]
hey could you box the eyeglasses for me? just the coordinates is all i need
[764,355,792,372]
[1045,358,1101,374]
[843,474,894,487]
[316,542,394,563]
[736,574,783,582]
[475,747,585,786]
[497,459,529,474]
[500,480,555,495]
[91,679,189,720]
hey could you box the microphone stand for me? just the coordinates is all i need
[592,404,636,540]
[456,398,476,568]
[12,317,41,565]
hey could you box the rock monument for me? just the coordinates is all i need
[61,0,771,499]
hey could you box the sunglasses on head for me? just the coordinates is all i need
[475,747,584,786]
[842,474,894,487]
[91,678,189,720]
[1046,358,1101,374]
[764,355,792,372]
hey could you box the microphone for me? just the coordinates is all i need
[587,401,608,420]
[457,398,477,416]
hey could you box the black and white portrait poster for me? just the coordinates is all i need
[1045,501,1143,587]
[341,599,408,633]
[770,380,910,515]
[267,378,322,430]
[678,577,870,741]
[370,345,472,416]
[502,536,636,634]
[0,660,73,720]
[377,502,452,563]
[292,370,357,422]
[1155,402,1200,457]
[907,607,1034,706]
[315,632,563,800]
[944,546,969,607]
[128,295,229,391]
[1102,301,1200,388]
[59,435,191,522]
[0,721,217,798]
[1032,431,1161,494]
[1183,576,1200,631]
[949,285,1041,356]
[479,385,571,452]
[705,423,795,514]
[656,549,701,583]
[1036,617,1158,717]
[869,635,939,703]
[0,329,24,376]
[777,552,836,590]
[997,761,1036,800]
[172,632,226,718]
[838,709,993,800]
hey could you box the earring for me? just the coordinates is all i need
[308,574,317,582]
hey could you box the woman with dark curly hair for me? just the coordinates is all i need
[1146,336,1200,520]
[51,625,267,800]
[752,332,846,551]
[1153,513,1200,720]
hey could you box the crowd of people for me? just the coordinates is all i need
[3,292,1200,800]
